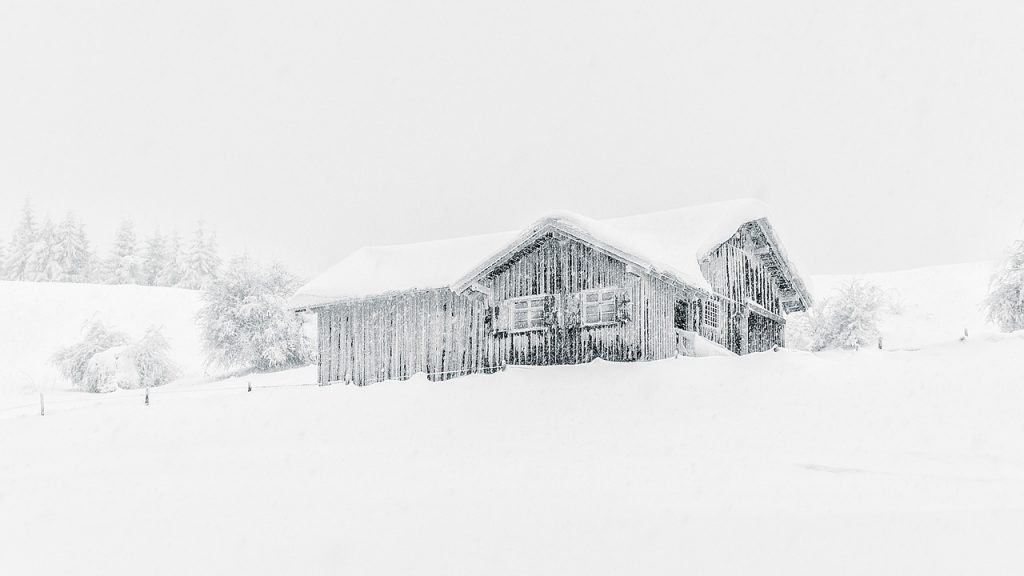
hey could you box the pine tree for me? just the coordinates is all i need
[178,223,219,289]
[205,230,222,279]
[158,231,184,287]
[5,201,38,281]
[52,214,92,282]
[103,220,141,284]
[26,218,61,281]
[77,218,97,282]
[140,230,168,286]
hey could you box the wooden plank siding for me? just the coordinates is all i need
[698,222,786,353]
[316,289,492,386]
[483,233,682,366]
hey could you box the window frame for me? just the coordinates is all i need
[580,287,621,327]
[703,299,721,329]
[506,294,550,333]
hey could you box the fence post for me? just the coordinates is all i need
[40,393,45,417]
[145,387,150,406]
[248,381,252,392]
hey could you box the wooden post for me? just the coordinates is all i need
[878,336,883,350]
[248,381,252,392]
[40,393,44,417]
[145,388,150,406]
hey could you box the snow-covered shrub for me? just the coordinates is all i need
[52,322,179,393]
[132,329,181,388]
[803,279,886,351]
[52,320,130,384]
[198,256,312,372]
[984,239,1024,332]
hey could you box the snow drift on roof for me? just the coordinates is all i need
[289,231,520,309]
[290,199,784,309]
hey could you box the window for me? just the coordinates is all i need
[703,300,720,329]
[582,288,618,326]
[508,295,548,332]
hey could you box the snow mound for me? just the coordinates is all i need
[85,345,138,393]
[692,333,738,356]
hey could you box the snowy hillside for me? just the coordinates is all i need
[0,281,204,396]
[808,261,996,349]
[1,261,1020,574]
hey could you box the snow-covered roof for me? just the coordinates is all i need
[289,231,520,309]
[453,199,772,295]
[290,199,809,310]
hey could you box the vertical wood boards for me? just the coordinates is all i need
[316,288,491,386]
[698,224,786,354]
[484,233,681,365]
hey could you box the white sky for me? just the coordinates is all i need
[2,1,1023,279]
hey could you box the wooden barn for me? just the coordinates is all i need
[290,199,813,386]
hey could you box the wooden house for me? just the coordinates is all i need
[290,199,813,386]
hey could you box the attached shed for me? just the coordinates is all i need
[291,199,813,386]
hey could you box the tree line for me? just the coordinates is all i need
[0,202,221,289]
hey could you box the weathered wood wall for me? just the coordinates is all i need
[317,289,491,386]
[699,223,785,353]
[483,233,682,365]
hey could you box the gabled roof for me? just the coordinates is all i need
[290,199,813,311]
[453,200,774,295]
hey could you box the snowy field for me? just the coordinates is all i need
[0,281,205,396]
[3,261,1023,575]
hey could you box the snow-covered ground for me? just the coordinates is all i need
[2,261,1022,575]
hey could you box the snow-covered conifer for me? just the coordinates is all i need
[77,218,97,282]
[158,231,184,287]
[178,223,219,289]
[140,230,168,286]
[26,218,60,282]
[52,214,93,282]
[5,201,38,281]
[198,256,312,372]
[103,220,142,284]
[985,238,1024,332]
[205,229,222,279]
